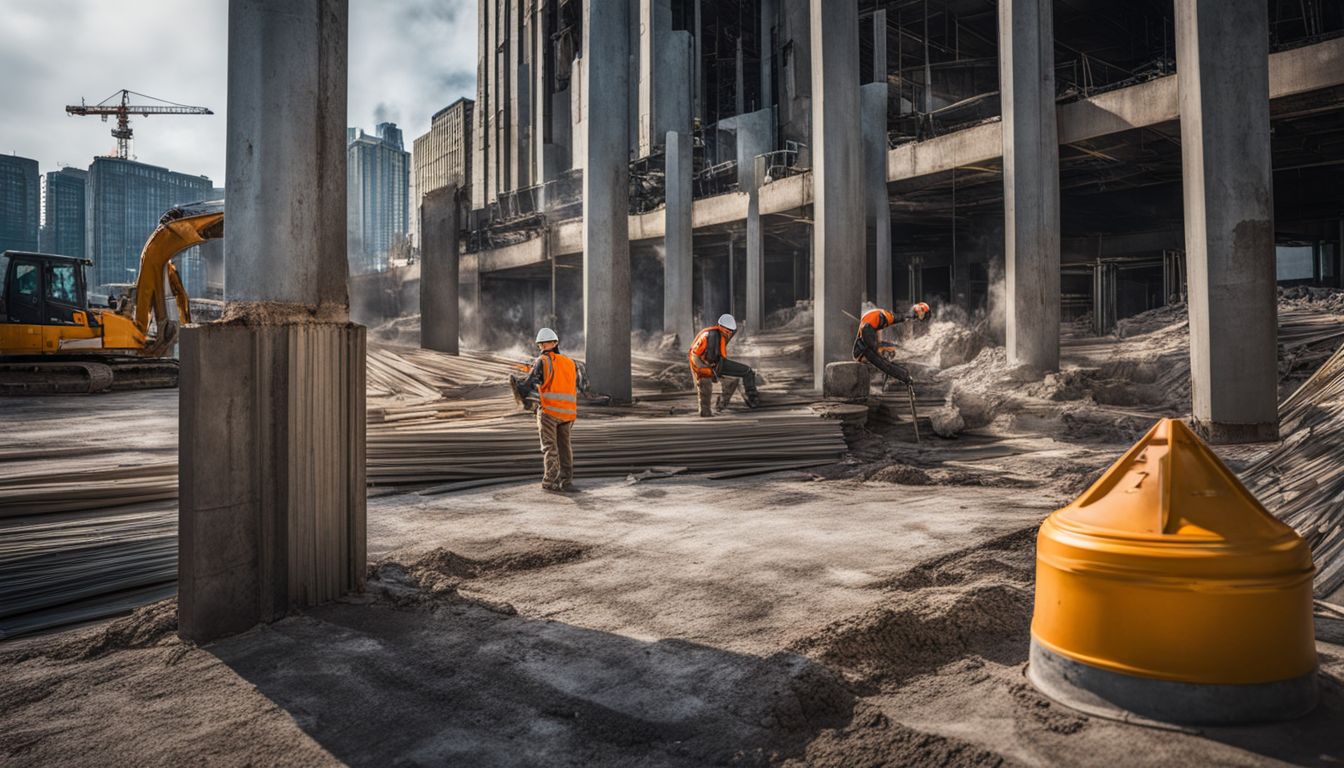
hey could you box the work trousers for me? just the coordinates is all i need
[696,358,758,414]
[537,411,574,487]
[856,342,910,385]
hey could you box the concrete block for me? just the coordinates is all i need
[179,321,366,643]
[823,361,870,400]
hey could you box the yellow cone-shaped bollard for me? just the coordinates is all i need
[1028,418,1318,725]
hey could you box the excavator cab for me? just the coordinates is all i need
[0,252,95,351]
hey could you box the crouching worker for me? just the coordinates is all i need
[853,303,931,386]
[521,327,578,492]
[688,314,760,417]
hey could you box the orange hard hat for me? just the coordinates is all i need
[911,302,931,320]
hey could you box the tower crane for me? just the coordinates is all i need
[66,89,213,160]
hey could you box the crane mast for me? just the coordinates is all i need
[66,89,213,160]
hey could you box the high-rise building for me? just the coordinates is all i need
[347,122,410,273]
[411,98,474,245]
[0,154,40,254]
[86,157,213,295]
[40,167,88,258]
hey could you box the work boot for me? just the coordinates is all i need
[744,389,762,409]
[697,378,714,417]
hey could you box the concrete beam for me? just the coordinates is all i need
[581,0,632,401]
[999,0,1061,371]
[470,38,1344,274]
[810,0,864,391]
[420,186,460,354]
[664,131,694,346]
[1177,0,1278,443]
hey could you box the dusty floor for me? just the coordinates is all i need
[3,469,1343,767]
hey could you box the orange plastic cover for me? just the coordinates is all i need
[1032,418,1316,684]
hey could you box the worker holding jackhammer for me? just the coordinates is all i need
[853,303,931,385]
[518,327,579,492]
[688,314,761,417]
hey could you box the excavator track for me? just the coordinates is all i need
[0,358,178,395]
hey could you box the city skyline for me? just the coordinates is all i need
[0,0,476,183]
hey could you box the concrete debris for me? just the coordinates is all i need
[928,406,966,438]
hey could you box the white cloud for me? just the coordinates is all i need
[0,0,477,183]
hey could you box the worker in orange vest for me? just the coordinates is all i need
[853,303,931,385]
[519,327,579,492]
[688,314,760,417]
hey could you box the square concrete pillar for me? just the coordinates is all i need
[810,0,864,391]
[581,0,633,402]
[180,0,365,644]
[734,109,773,332]
[421,186,460,354]
[179,322,366,643]
[999,0,1061,371]
[862,81,892,311]
[1176,0,1278,443]
[664,131,694,346]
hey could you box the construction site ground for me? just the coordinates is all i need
[5,291,1344,766]
[2,392,1343,766]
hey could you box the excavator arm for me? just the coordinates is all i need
[130,201,224,340]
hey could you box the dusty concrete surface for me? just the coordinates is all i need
[3,469,1342,767]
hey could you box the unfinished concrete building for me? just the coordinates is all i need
[453,0,1344,438]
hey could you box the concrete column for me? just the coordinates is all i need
[760,0,775,110]
[182,0,365,645]
[999,0,1060,371]
[746,195,763,330]
[862,82,891,310]
[734,108,772,331]
[581,0,632,402]
[810,0,864,391]
[421,186,460,354]
[664,131,694,345]
[1175,0,1278,443]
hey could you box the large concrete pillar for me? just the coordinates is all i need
[581,0,632,401]
[862,82,891,310]
[1175,0,1278,443]
[180,0,365,644]
[735,108,773,331]
[810,0,864,391]
[999,0,1060,371]
[664,131,694,346]
[421,186,460,354]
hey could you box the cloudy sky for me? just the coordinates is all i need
[0,0,477,184]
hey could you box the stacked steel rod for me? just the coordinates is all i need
[0,336,843,638]
[1246,342,1344,597]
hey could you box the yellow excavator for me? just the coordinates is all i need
[0,201,223,394]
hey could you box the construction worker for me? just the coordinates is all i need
[688,314,760,417]
[520,327,578,492]
[853,303,931,385]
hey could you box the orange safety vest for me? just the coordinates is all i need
[854,309,893,359]
[538,351,578,422]
[688,325,730,378]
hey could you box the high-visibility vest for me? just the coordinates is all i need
[857,309,894,338]
[538,351,578,422]
[853,309,894,358]
[688,325,730,378]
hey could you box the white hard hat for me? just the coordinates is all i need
[535,327,559,343]
[717,314,737,331]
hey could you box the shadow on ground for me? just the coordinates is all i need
[207,597,853,767]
